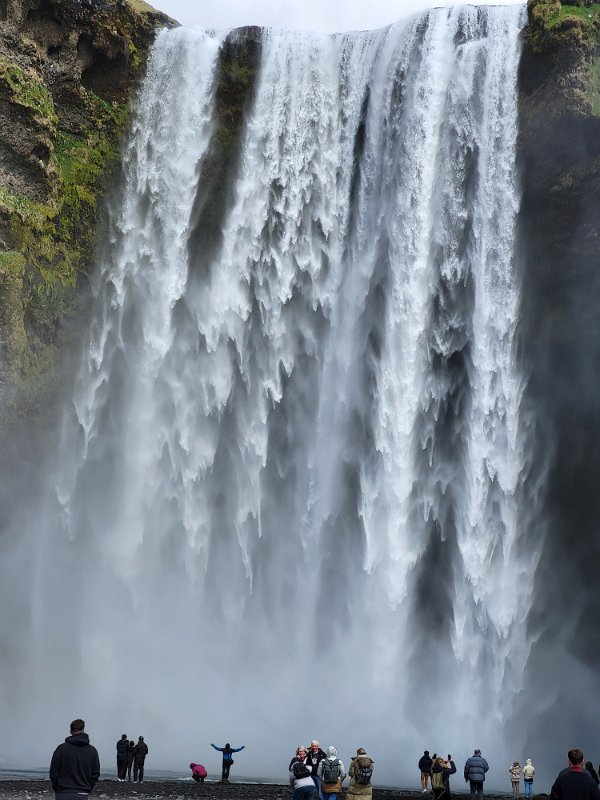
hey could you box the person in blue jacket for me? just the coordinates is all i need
[464,749,489,800]
[211,742,245,782]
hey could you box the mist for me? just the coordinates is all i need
[1,7,599,791]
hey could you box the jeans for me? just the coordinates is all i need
[133,763,144,782]
[222,762,231,781]
[313,776,323,800]
[470,780,484,800]
[293,786,315,800]
[524,782,534,798]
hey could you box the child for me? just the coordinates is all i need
[509,762,521,798]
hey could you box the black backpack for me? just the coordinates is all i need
[292,761,311,780]
[322,759,341,784]
[355,764,373,785]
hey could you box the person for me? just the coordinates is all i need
[133,736,148,783]
[290,753,316,800]
[509,762,522,798]
[586,763,600,786]
[523,759,535,798]
[49,718,100,800]
[419,752,433,793]
[444,756,457,797]
[190,763,207,783]
[432,757,455,800]
[116,735,129,782]
[307,741,327,800]
[289,747,309,772]
[551,750,600,800]
[211,742,245,782]
[431,757,446,800]
[347,748,374,800]
[318,746,346,800]
[464,749,489,800]
[126,742,135,782]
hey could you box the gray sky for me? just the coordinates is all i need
[154,0,524,32]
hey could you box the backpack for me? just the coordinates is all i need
[355,764,373,785]
[293,761,311,780]
[432,771,445,790]
[322,759,341,784]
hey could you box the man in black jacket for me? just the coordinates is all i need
[133,736,149,783]
[551,750,600,800]
[50,719,100,800]
[116,735,128,781]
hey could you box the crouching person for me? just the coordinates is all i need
[190,763,207,783]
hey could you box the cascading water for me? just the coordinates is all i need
[0,5,543,783]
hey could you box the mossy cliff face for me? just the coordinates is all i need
[0,0,175,434]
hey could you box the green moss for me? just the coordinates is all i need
[0,251,26,278]
[0,56,57,130]
[0,251,27,361]
[126,0,160,16]
[0,186,36,217]
[530,1,600,50]
[590,54,600,113]
[544,2,600,26]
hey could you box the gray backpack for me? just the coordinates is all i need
[322,759,341,784]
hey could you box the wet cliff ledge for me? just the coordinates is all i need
[0,0,175,436]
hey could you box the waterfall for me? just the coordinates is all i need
[0,6,539,782]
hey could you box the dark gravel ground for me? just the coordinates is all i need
[0,781,512,800]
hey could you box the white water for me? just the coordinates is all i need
[0,7,539,785]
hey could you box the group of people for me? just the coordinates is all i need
[509,758,536,797]
[289,740,374,800]
[418,749,493,800]
[115,733,149,782]
[48,717,600,800]
[418,751,457,799]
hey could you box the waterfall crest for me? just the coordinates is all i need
[0,8,537,780]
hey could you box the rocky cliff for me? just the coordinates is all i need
[0,0,174,435]
[517,0,600,717]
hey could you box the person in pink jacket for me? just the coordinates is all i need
[190,763,207,783]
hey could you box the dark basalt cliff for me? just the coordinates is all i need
[517,0,600,713]
[0,0,175,435]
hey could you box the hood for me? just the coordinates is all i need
[65,733,90,747]
[526,759,532,765]
[327,747,338,759]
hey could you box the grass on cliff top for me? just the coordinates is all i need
[543,2,600,27]
[126,0,161,15]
